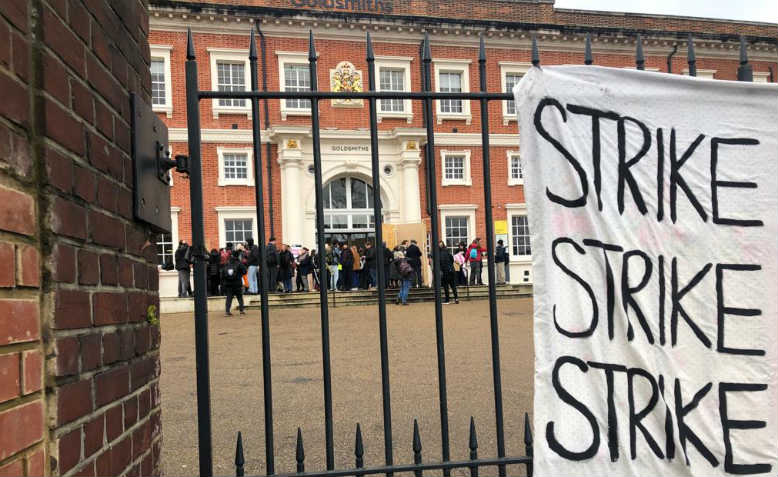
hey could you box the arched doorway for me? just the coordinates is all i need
[322,176,380,246]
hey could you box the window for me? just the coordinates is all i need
[683,68,716,79]
[375,56,413,122]
[157,233,173,267]
[284,64,311,110]
[322,177,378,232]
[225,218,253,244]
[511,215,531,257]
[149,46,172,117]
[444,216,468,253]
[434,59,471,124]
[208,48,251,118]
[441,150,471,186]
[217,147,254,186]
[499,62,530,124]
[507,152,523,185]
[754,72,769,83]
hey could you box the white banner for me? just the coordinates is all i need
[515,66,778,476]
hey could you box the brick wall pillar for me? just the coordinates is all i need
[0,2,162,476]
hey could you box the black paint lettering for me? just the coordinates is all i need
[658,375,675,460]
[534,97,589,207]
[547,356,600,460]
[670,129,708,223]
[552,238,599,338]
[657,128,665,221]
[589,361,628,462]
[583,239,623,340]
[719,382,771,475]
[617,116,650,215]
[566,104,619,211]
[711,137,763,227]
[628,368,664,460]
[716,264,764,356]
[674,379,718,467]
[659,255,666,346]
[621,250,654,343]
[671,258,712,348]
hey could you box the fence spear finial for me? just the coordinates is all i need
[296,427,305,473]
[531,34,540,66]
[235,432,245,477]
[308,30,317,62]
[366,32,374,62]
[468,417,478,457]
[636,33,645,70]
[412,419,423,477]
[479,33,486,63]
[249,27,257,61]
[687,34,696,76]
[186,27,195,60]
[423,32,432,62]
[355,423,365,468]
[584,33,593,65]
[739,35,749,65]
[524,413,533,477]
[737,35,753,81]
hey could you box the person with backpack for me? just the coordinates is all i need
[175,241,191,298]
[278,243,294,293]
[494,239,507,285]
[207,249,221,296]
[395,250,414,305]
[265,237,279,293]
[438,241,459,304]
[364,241,377,289]
[466,238,485,286]
[297,247,313,292]
[405,239,423,287]
[246,238,260,294]
[339,242,354,291]
[222,250,247,316]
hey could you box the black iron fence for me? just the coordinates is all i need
[182,28,757,477]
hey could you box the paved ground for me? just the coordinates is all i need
[160,298,534,476]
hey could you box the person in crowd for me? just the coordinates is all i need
[466,238,485,286]
[453,244,466,286]
[223,249,247,316]
[364,241,377,289]
[389,246,402,288]
[246,238,260,294]
[494,239,507,285]
[175,241,191,298]
[351,243,362,290]
[278,244,294,293]
[439,241,459,304]
[395,250,413,305]
[339,242,354,291]
[405,239,423,288]
[311,248,321,291]
[265,237,279,293]
[382,242,393,288]
[297,247,314,292]
[207,249,221,296]
[325,242,338,291]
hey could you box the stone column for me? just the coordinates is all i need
[278,138,304,244]
[400,141,422,223]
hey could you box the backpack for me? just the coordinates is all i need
[224,261,239,281]
[469,248,478,260]
[398,259,413,277]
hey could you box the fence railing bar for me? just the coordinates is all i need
[185,27,214,477]
[468,417,479,477]
[249,26,276,476]
[242,456,531,477]
[296,428,306,474]
[365,31,395,477]
[636,34,645,70]
[738,36,753,82]
[477,33,506,477]
[687,34,696,77]
[198,91,513,100]
[412,420,423,477]
[584,33,593,65]
[308,30,336,471]
[421,32,451,476]
[524,413,533,477]
[236,431,246,477]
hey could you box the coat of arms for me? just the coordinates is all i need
[330,61,363,107]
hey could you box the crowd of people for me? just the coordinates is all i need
[173,235,512,315]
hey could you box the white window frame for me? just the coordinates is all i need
[499,62,530,125]
[506,203,531,262]
[439,204,477,250]
[375,56,413,123]
[753,72,770,83]
[277,51,312,120]
[216,206,258,249]
[209,48,251,119]
[507,151,523,186]
[217,147,254,187]
[157,207,181,268]
[682,68,716,79]
[441,149,472,186]
[434,59,471,124]
[149,45,173,118]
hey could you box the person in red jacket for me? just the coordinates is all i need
[466,238,485,286]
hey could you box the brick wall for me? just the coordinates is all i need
[0,1,162,476]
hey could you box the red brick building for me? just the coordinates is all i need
[148,0,777,295]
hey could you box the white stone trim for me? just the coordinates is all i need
[434,60,471,124]
[375,56,413,123]
[438,204,477,247]
[216,206,258,249]
[149,45,173,117]
[170,207,181,246]
[753,71,770,83]
[208,48,252,119]
[682,68,716,79]
[217,146,255,187]
[507,150,523,186]
[499,62,531,125]
[440,149,471,186]
[505,203,531,262]
[277,51,312,120]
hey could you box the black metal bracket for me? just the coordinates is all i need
[157,145,190,185]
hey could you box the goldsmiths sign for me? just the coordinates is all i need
[290,0,394,14]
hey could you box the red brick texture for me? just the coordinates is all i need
[0,1,161,476]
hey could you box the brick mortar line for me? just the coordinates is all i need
[47,282,159,297]
[0,340,42,355]
[47,235,158,265]
[0,287,40,300]
[0,441,44,472]
[0,389,43,414]
[49,319,158,340]
[48,349,161,391]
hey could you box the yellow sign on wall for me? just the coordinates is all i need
[494,220,508,235]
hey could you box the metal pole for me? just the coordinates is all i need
[256,24,275,238]
[249,26,276,475]
[477,35,506,477]
[309,30,336,470]
[366,32,394,474]
[185,28,213,477]
[421,32,450,473]
[738,36,753,82]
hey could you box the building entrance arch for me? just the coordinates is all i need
[321,176,381,246]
